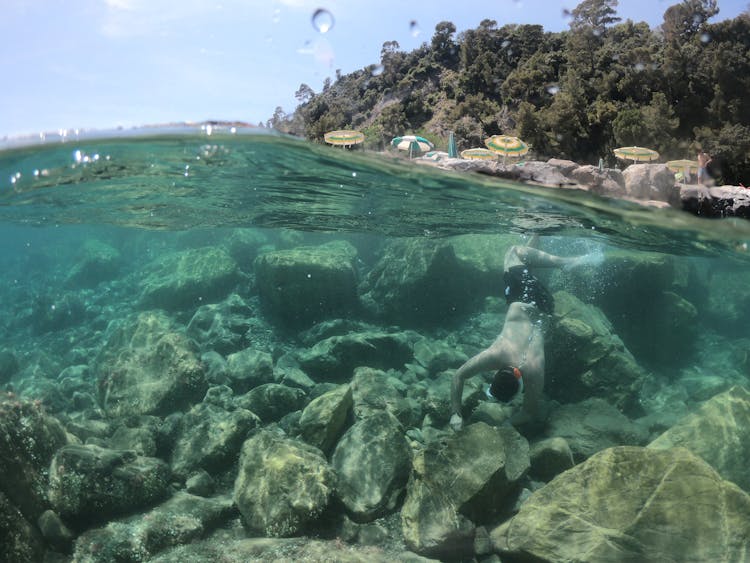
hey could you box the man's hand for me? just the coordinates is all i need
[450,413,464,432]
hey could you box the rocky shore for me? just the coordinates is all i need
[423,157,750,219]
[1,229,750,562]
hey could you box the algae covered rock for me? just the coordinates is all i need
[0,490,45,563]
[139,247,240,311]
[48,444,170,525]
[528,437,575,482]
[297,331,416,382]
[225,347,274,394]
[95,311,207,417]
[65,239,121,288]
[491,446,750,563]
[234,383,307,423]
[254,240,359,328]
[401,422,529,558]
[233,429,336,537]
[350,367,417,427]
[332,411,412,522]
[169,403,260,479]
[648,385,750,492]
[546,291,646,413]
[186,294,253,355]
[297,384,352,455]
[72,492,235,562]
[0,397,69,524]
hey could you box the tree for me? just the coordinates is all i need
[662,0,719,42]
[295,84,315,104]
[569,0,621,35]
[431,21,458,66]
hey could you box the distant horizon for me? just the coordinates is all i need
[1,0,747,138]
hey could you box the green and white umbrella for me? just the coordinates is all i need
[613,146,659,163]
[391,135,434,158]
[461,148,495,160]
[324,129,365,147]
[485,135,529,157]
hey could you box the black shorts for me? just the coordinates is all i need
[504,265,555,314]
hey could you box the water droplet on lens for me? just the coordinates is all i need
[371,64,384,76]
[546,84,560,95]
[700,33,711,43]
[501,40,511,49]
[312,8,334,33]
[634,62,645,71]
[410,20,420,37]
[562,8,572,18]
[272,9,280,24]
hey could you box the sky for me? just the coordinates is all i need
[0,0,747,138]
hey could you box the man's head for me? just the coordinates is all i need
[488,366,523,402]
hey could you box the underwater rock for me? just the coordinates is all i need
[332,411,412,522]
[0,491,44,563]
[148,536,438,563]
[254,241,359,328]
[490,446,750,562]
[412,337,468,377]
[622,163,679,202]
[225,228,270,271]
[351,367,418,427]
[528,437,575,482]
[30,291,87,334]
[138,247,240,311]
[401,422,529,559]
[0,396,70,524]
[65,239,121,288]
[648,385,750,492]
[0,348,19,384]
[234,383,307,423]
[95,311,207,417]
[37,508,74,552]
[225,347,274,394]
[109,423,158,457]
[72,492,235,562]
[48,443,170,526]
[169,402,260,479]
[297,331,416,383]
[297,384,352,456]
[545,398,649,462]
[186,293,253,355]
[233,429,336,537]
[360,238,480,326]
[546,291,646,414]
[185,470,215,497]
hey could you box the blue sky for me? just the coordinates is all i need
[1,0,746,138]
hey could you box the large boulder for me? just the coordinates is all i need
[401,422,529,559]
[233,429,336,537]
[186,294,254,355]
[491,446,750,562]
[48,444,171,526]
[138,247,240,311]
[225,347,275,394]
[254,241,359,328]
[95,311,207,417]
[234,383,307,423]
[570,165,626,197]
[297,384,352,455]
[0,397,69,524]
[297,331,416,382]
[350,367,419,427]
[65,239,121,288]
[622,163,679,202]
[72,492,235,562]
[546,292,646,413]
[648,385,750,492]
[545,397,649,461]
[331,411,412,522]
[169,403,260,479]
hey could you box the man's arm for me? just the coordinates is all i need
[514,246,576,269]
[451,349,498,417]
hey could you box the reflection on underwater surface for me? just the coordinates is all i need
[1,128,750,562]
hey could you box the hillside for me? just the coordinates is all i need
[270,0,750,185]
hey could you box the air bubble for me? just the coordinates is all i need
[312,8,334,33]
[409,20,420,37]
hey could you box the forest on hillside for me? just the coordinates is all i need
[269,0,750,185]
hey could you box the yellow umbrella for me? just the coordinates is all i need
[613,146,659,163]
[461,148,496,160]
[324,130,365,147]
[666,159,700,175]
[485,135,529,158]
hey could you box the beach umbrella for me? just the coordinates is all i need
[391,135,434,158]
[324,129,365,147]
[461,148,496,160]
[613,146,660,163]
[448,131,458,158]
[485,135,529,163]
[424,150,450,161]
[666,159,700,176]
